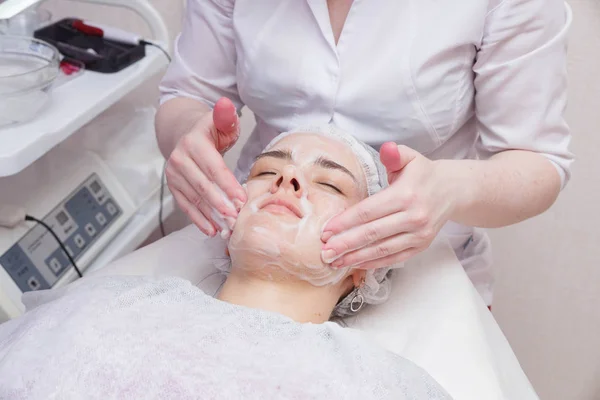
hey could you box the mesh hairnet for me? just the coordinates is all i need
[259,125,396,318]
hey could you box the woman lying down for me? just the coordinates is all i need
[0,126,451,399]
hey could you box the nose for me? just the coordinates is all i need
[271,165,304,197]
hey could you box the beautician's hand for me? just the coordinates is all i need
[320,143,455,270]
[165,97,247,236]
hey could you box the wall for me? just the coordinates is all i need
[490,1,600,399]
[42,1,599,398]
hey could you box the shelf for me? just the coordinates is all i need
[0,45,168,177]
[85,189,175,274]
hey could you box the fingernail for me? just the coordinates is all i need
[321,249,338,264]
[331,258,344,269]
[223,205,238,218]
[233,198,245,212]
[321,231,333,242]
[224,216,236,230]
[220,229,231,240]
[207,220,218,236]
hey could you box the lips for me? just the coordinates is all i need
[260,197,303,218]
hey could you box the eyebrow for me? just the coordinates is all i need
[255,149,292,162]
[314,156,357,183]
[255,150,357,183]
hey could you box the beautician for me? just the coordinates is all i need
[155,0,573,306]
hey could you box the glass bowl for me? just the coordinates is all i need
[0,36,60,127]
[0,8,53,36]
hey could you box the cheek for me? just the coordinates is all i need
[307,192,350,221]
[245,180,270,197]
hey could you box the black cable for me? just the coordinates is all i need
[138,39,170,238]
[25,215,83,278]
[140,40,172,63]
[159,160,167,237]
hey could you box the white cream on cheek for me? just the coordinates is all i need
[227,150,352,287]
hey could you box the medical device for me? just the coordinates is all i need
[0,0,171,324]
[72,20,143,45]
[0,149,135,322]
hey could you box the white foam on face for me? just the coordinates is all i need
[211,209,231,239]
[211,184,238,239]
[226,142,357,287]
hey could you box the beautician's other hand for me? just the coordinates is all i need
[166,97,247,236]
[320,143,455,270]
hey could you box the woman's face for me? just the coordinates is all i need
[228,133,367,286]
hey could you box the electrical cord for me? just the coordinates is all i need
[24,215,83,278]
[159,160,167,237]
[139,40,170,238]
[140,40,172,63]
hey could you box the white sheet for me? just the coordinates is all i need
[88,225,538,400]
[1,275,451,399]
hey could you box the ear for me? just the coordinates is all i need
[351,269,367,288]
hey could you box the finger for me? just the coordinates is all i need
[175,154,239,218]
[186,137,247,204]
[213,98,240,152]
[380,144,418,175]
[322,187,409,241]
[167,170,219,232]
[330,233,418,269]
[351,246,422,271]
[379,142,402,175]
[321,212,417,263]
[213,97,239,135]
[171,188,216,237]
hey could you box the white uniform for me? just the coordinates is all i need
[159,0,574,305]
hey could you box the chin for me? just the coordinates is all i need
[228,208,348,286]
[228,227,348,287]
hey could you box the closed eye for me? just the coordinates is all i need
[319,182,343,195]
[257,171,277,177]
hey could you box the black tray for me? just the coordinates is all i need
[34,18,145,73]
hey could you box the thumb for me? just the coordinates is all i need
[380,143,419,179]
[212,97,240,152]
[213,97,239,136]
